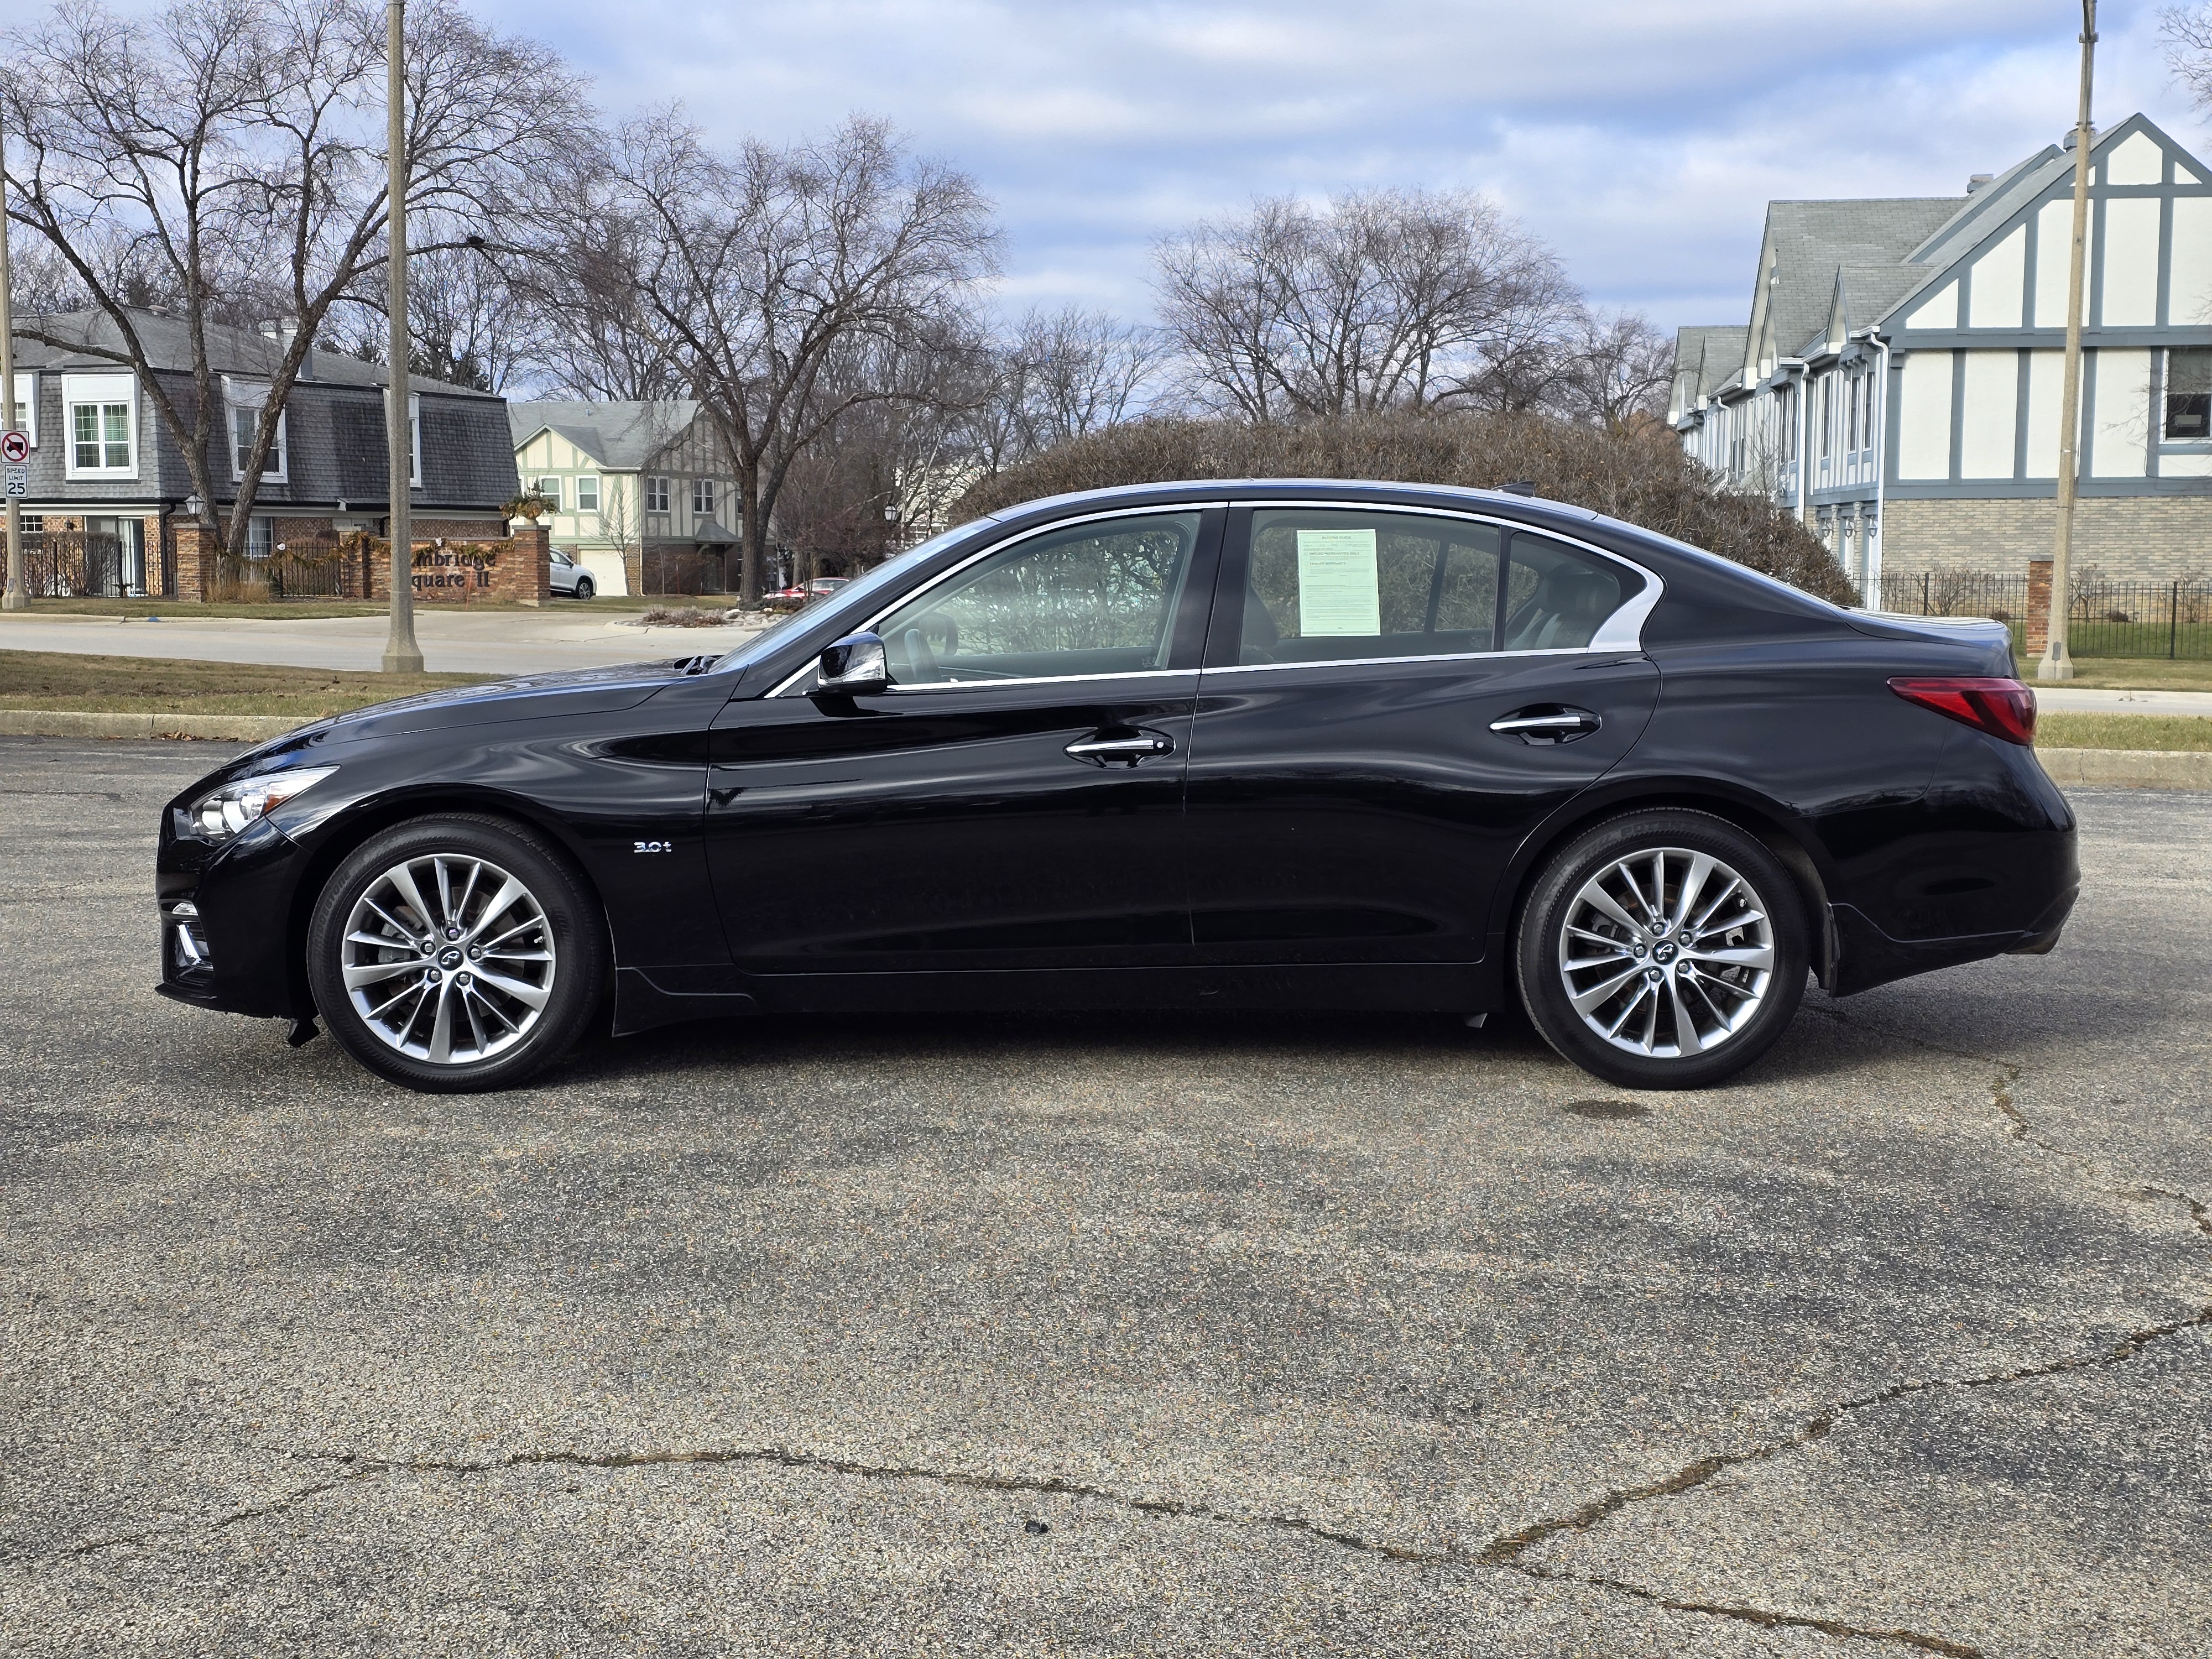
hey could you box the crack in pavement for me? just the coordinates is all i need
[25,1441,1986,1655]
[18,1012,2205,1659]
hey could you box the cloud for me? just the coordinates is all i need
[466,0,2212,327]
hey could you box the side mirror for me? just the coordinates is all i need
[815,631,889,696]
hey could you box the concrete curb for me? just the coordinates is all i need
[0,709,304,742]
[0,710,2207,787]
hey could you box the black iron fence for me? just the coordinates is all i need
[22,528,182,598]
[207,537,368,602]
[1870,571,2212,659]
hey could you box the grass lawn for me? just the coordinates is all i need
[2036,712,2212,752]
[0,650,488,717]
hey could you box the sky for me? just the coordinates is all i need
[472,0,2205,336]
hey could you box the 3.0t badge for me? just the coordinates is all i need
[633,840,674,854]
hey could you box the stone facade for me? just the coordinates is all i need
[1880,497,2212,583]
[169,517,546,604]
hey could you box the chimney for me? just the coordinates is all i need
[1966,173,1994,192]
[258,317,312,379]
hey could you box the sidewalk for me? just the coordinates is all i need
[0,607,764,675]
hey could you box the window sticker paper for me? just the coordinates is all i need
[1295,528,1381,635]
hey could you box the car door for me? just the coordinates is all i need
[1180,502,1661,968]
[703,505,1222,976]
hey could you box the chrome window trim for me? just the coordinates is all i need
[878,667,1201,695]
[766,503,1214,697]
[1230,498,1664,654]
[765,497,1666,697]
[1198,644,1634,677]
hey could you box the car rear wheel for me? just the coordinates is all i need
[307,815,607,1093]
[573,575,594,599]
[1516,810,1807,1090]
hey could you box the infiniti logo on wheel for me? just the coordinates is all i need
[439,948,463,969]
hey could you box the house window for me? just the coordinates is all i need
[226,391,289,483]
[692,478,716,517]
[645,477,669,513]
[6,372,34,446]
[576,475,599,512]
[533,476,562,510]
[246,516,273,559]
[2164,349,2211,440]
[20,513,41,534]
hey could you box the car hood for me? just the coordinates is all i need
[301,657,705,744]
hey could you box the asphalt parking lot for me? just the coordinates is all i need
[2,737,2206,1658]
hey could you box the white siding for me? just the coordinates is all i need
[2090,348,2151,478]
[2165,451,2212,477]
[2106,132,2164,186]
[1903,280,1958,329]
[1959,351,2017,478]
[1897,351,1954,479]
[1968,227,2025,328]
[2033,199,2076,328]
[2171,197,2212,327]
[2024,349,2065,478]
[2101,198,2160,326]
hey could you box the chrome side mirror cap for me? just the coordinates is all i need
[815,631,889,695]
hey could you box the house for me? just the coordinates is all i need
[507,400,745,597]
[10,308,519,597]
[1671,113,2212,595]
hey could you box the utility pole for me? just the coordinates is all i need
[2040,0,2096,683]
[380,0,424,673]
[0,104,24,614]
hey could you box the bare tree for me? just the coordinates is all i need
[570,115,998,604]
[326,242,541,392]
[2165,4,2212,110]
[1558,310,1676,427]
[1152,188,1571,420]
[0,0,593,560]
[1014,305,1162,446]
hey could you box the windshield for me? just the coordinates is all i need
[709,523,987,675]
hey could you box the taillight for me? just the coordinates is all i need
[1887,677,2037,745]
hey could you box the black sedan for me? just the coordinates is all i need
[156,481,2077,1093]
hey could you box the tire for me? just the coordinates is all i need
[1515,809,1808,1091]
[306,814,608,1093]
[573,575,594,600]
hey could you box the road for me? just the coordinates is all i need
[2,737,2206,1657]
[0,607,765,676]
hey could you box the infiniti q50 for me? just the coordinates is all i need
[156,481,2077,1093]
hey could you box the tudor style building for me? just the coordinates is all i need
[1672,113,2212,594]
[508,401,746,597]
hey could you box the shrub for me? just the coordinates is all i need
[950,410,1856,604]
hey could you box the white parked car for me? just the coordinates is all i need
[549,547,596,599]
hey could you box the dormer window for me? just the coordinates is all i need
[225,379,289,483]
[64,372,137,479]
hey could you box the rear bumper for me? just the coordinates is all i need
[1829,879,2078,996]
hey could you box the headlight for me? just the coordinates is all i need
[190,766,338,841]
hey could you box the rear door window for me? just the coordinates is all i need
[1235,508,1501,665]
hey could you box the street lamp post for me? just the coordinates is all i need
[2039,0,2097,684]
[0,105,24,613]
[380,0,424,674]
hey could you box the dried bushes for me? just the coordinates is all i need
[951,411,1855,604]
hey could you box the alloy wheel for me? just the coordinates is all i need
[1555,846,1775,1059]
[338,853,556,1065]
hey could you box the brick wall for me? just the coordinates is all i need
[1882,497,2212,583]
[363,522,549,604]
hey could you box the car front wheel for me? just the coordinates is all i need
[1516,809,1808,1090]
[573,575,594,599]
[306,815,608,1093]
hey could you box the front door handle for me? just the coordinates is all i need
[1066,728,1176,768]
[1490,706,1601,744]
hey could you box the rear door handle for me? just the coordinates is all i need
[1066,728,1176,767]
[1490,706,1601,744]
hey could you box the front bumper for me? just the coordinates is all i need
[155,810,317,1020]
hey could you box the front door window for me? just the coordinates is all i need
[873,510,1201,684]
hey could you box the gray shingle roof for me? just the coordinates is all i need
[1672,326,1748,401]
[1756,197,1963,361]
[507,400,701,470]
[14,307,503,399]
